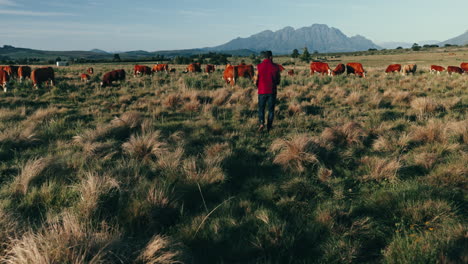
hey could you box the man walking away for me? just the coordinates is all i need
[256,50,281,132]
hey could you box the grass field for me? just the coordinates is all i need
[0,48,467,263]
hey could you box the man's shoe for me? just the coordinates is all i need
[258,124,265,132]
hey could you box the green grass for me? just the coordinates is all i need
[0,54,467,263]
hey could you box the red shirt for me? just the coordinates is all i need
[256,59,281,94]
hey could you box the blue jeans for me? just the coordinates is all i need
[258,94,276,130]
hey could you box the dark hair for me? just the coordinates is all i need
[263,50,273,59]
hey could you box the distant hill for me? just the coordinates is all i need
[90,49,109,54]
[439,30,468,46]
[377,42,413,49]
[208,24,381,54]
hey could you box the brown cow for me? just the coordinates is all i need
[310,62,331,76]
[205,64,215,73]
[81,73,91,82]
[134,65,152,77]
[186,63,202,73]
[401,64,417,75]
[223,64,237,85]
[0,69,9,92]
[31,67,55,89]
[332,64,346,76]
[237,64,254,79]
[152,64,169,73]
[385,64,401,74]
[460,63,468,73]
[101,69,126,87]
[430,65,445,74]
[346,63,366,77]
[1,66,14,77]
[447,66,463,75]
[87,67,94,74]
[18,66,31,82]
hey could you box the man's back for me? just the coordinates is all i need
[256,59,281,95]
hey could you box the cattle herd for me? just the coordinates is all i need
[0,61,466,92]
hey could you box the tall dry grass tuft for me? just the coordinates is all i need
[77,172,120,219]
[410,97,442,119]
[73,125,115,145]
[3,212,120,264]
[0,125,38,146]
[203,142,232,167]
[12,157,54,195]
[163,94,182,109]
[111,111,143,129]
[122,130,167,161]
[0,107,26,121]
[445,120,468,144]
[0,209,19,255]
[137,235,184,264]
[26,107,64,123]
[341,122,369,146]
[345,91,363,105]
[182,157,225,185]
[270,134,319,173]
[212,88,231,106]
[410,119,446,144]
[156,147,184,172]
[391,91,413,105]
[361,156,401,182]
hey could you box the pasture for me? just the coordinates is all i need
[0,48,467,263]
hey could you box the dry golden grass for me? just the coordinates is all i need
[270,134,319,173]
[345,91,363,105]
[410,119,446,144]
[3,212,120,264]
[137,235,184,264]
[77,172,120,219]
[182,157,225,185]
[122,130,167,161]
[111,111,143,129]
[361,156,401,182]
[12,157,54,195]
[26,107,64,123]
[410,97,442,119]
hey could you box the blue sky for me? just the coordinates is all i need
[0,0,466,51]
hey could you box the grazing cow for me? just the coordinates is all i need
[430,65,445,74]
[346,62,366,77]
[31,67,55,89]
[223,63,255,85]
[81,73,91,82]
[101,69,126,87]
[401,64,417,75]
[18,66,31,82]
[134,65,152,77]
[1,66,14,77]
[310,62,331,76]
[460,63,468,73]
[186,63,202,73]
[332,63,346,76]
[237,64,254,79]
[287,69,295,76]
[0,69,9,92]
[447,66,463,75]
[87,67,94,74]
[205,64,215,73]
[385,64,401,74]
[152,64,169,73]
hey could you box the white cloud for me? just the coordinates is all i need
[0,9,76,16]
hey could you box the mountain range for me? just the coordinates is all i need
[1,25,467,60]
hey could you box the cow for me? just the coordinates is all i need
[385,64,401,74]
[332,63,346,76]
[186,63,202,73]
[447,66,464,75]
[223,64,237,85]
[346,62,366,77]
[134,65,152,77]
[152,64,169,73]
[18,66,31,82]
[0,69,9,92]
[237,64,254,79]
[81,73,91,82]
[31,67,55,89]
[287,69,295,76]
[310,62,331,76]
[460,63,468,73]
[205,64,215,73]
[87,67,94,74]
[101,69,126,87]
[1,66,14,77]
[401,64,417,75]
[430,65,445,74]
